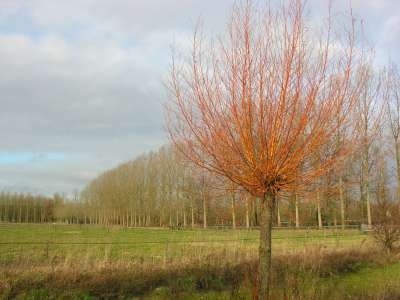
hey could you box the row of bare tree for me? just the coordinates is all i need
[0,192,61,223]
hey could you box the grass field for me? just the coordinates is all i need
[1,223,398,299]
[0,223,370,267]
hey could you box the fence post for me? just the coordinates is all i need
[163,240,169,268]
[45,241,49,259]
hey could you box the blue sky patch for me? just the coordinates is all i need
[0,152,66,164]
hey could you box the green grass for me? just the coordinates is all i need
[0,223,370,267]
[138,261,400,299]
[1,223,390,299]
[0,223,368,269]
[328,262,400,299]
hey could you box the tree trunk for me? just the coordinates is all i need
[202,195,207,229]
[339,177,345,230]
[395,139,400,201]
[191,204,194,228]
[258,192,275,299]
[295,193,299,228]
[361,140,371,227]
[245,196,250,229]
[277,196,281,227]
[5,201,9,222]
[231,193,236,229]
[366,190,372,227]
[317,190,322,229]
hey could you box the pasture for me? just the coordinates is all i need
[0,223,369,266]
[1,223,398,299]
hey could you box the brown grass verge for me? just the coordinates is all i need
[0,245,396,299]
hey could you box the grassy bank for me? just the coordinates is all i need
[1,247,398,299]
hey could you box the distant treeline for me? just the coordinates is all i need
[76,144,389,229]
[0,129,395,229]
[0,192,61,223]
[0,141,391,228]
[0,192,92,224]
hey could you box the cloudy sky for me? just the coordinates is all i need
[0,0,398,196]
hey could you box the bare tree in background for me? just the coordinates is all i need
[355,64,382,227]
[166,1,365,298]
[383,63,400,200]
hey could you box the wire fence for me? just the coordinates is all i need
[0,222,372,268]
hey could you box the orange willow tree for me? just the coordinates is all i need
[166,1,364,298]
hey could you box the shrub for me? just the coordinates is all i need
[373,198,400,252]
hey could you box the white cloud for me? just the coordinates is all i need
[0,0,398,195]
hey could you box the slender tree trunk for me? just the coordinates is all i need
[366,190,372,227]
[25,204,28,223]
[258,192,275,299]
[339,177,345,230]
[191,204,194,228]
[246,196,250,229]
[361,141,372,227]
[231,193,236,229]
[3,202,6,222]
[183,209,187,227]
[395,139,400,201]
[295,193,299,228]
[277,196,281,227]
[317,190,322,229]
[202,195,207,229]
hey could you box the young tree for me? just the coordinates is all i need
[166,1,363,297]
[373,194,400,253]
[383,63,400,200]
[355,65,381,227]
